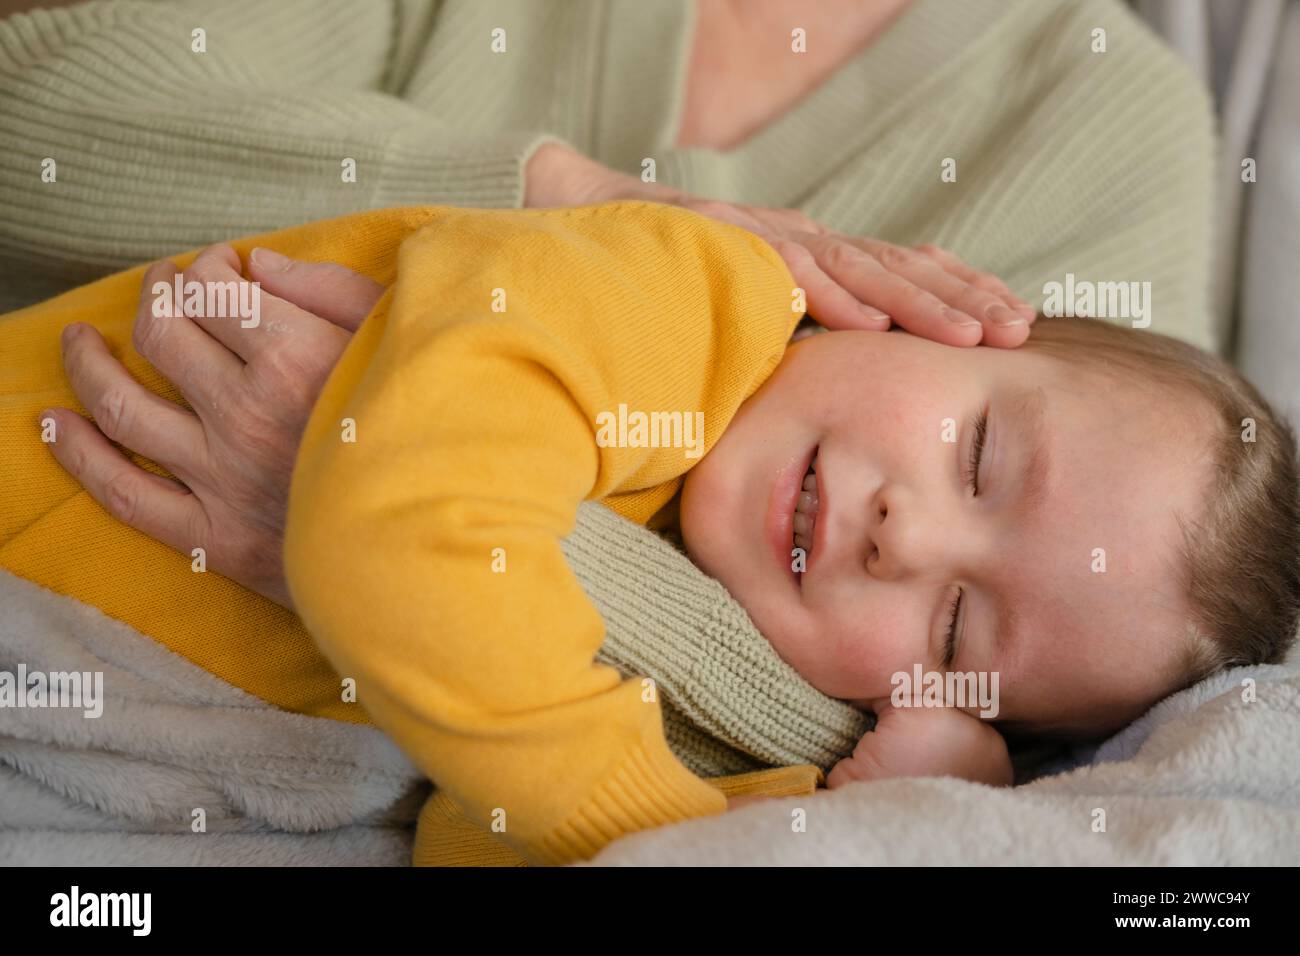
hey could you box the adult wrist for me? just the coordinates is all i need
[524,142,602,208]
[524,141,685,208]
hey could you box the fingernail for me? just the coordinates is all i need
[60,323,83,348]
[250,247,291,273]
[38,408,55,425]
[944,307,980,327]
[989,305,1027,327]
[859,306,891,329]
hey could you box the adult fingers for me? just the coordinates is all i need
[247,247,386,331]
[748,204,829,237]
[61,322,206,481]
[40,406,208,556]
[678,201,872,330]
[770,238,890,332]
[133,258,242,417]
[806,234,985,345]
[915,244,1037,322]
[853,239,1030,348]
[165,244,348,366]
[172,244,281,361]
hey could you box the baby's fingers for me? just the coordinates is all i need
[826,753,880,789]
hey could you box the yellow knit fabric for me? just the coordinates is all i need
[285,202,800,864]
[0,202,804,865]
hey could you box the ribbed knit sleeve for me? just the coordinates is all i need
[0,0,563,290]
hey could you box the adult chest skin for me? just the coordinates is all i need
[675,0,916,152]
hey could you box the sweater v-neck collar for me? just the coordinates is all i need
[633,0,1016,205]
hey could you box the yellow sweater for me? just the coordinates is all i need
[0,202,814,865]
[285,202,801,864]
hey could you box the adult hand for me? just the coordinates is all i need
[525,142,1037,347]
[41,245,384,610]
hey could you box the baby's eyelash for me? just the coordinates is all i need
[964,408,989,494]
[943,589,962,668]
[945,408,987,667]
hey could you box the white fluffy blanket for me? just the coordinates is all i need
[0,570,426,865]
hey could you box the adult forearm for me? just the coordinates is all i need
[0,1,556,280]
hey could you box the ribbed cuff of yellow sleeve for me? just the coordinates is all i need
[530,731,728,866]
[413,792,527,868]
[706,765,825,799]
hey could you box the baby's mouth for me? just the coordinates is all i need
[793,455,819,556]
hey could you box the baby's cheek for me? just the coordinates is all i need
[819,601,922,700]
[679,460,735,571]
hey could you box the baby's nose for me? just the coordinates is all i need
[864,490,940,579]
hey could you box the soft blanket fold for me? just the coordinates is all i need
[0,568,427,865]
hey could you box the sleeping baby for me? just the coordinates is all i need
[682,309,1300,789]
[7,201,1299,864]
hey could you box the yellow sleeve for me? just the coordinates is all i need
[284,201,798,865]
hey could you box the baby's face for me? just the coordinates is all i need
[680,329,1212,735]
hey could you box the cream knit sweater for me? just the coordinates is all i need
[0,0,1215,348]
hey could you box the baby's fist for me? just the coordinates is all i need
[827,704,1013,789]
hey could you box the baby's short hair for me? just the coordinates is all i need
[1024,316,1300,691]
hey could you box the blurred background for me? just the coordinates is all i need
[1134,0,1300,427]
